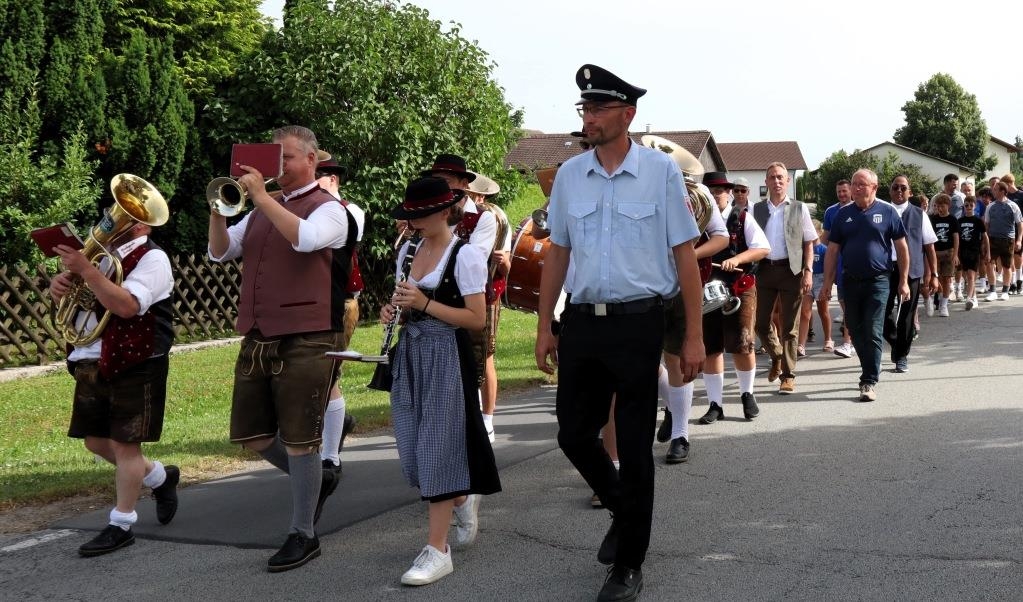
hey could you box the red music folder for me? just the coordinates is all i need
[30,223,85,257]
[229,143,283,178]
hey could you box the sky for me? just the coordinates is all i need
[260,0,1023,170]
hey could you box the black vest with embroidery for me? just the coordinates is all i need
[711,208,751,284]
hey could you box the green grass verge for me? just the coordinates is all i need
[0,301,549,507]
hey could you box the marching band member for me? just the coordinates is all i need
[697,172,771,425]
[50,216,178,557]
[208,126,349,572]
[466,172,512,442]
[382,176,501,586]
[315,153,363,475]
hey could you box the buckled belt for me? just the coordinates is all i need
[760,258,790,266]
[572,296,666,317]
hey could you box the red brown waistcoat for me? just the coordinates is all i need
[236,188,347,337]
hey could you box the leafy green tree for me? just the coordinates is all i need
[206,0,523,304]
[106,0,271,98]
[0,112,100,266]
[0,0,46,136]
[100,30,192,200]
[802,149,937,218]
[894,73,996,174]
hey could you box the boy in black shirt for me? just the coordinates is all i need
[958,196,988,309]
[930,194,959,317]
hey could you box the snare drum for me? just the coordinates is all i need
[504,217,551,312]
[702,279,733,314]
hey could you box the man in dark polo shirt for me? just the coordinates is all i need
[820,168,909,402]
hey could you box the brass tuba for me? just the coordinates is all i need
[641,135,713,233]
[54,174,169,346]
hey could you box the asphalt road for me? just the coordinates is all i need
[1,297,1021,601]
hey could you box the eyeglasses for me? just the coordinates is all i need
[576,104,630,117]
[890,185,908,191]
[733,187,749,193]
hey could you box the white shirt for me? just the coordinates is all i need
[208,181,349,262]
[397,236,487,295]
[721,203,771,251]
[68,236,173,361]
[763,196,817,260]
[457,198,498,256]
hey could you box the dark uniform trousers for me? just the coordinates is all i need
[555,304,662,569]
[884,274,921,362]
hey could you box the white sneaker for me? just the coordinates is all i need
[986,292,998,302]
[833,313,844,323]
[451,494,481,548]
[401,545,453,586]
[948,291,958,303]
[938,304,949,317]
[925,297,935,316]
[834,342,855,358]
[965,297,975,311]
[1000,292,1010,301]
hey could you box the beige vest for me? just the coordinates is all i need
[752,199,806,275]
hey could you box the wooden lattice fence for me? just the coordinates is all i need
[0,255,242,367]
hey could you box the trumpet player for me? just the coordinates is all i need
[380,177,501,586]
[208,125,353,572]
[49,219,179,557]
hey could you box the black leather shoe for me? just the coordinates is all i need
[79,525,135,557]
[666,437,690,464]
[698,404,723,424]
[153,465,180,525]
[598,565,643,601]
[314,469,339,524]
[741,392,760,420]
[655,409,672,443]
[597,515,619,565]
[321,458,342,475]
[267,532,320,573]
[338,413,356,453]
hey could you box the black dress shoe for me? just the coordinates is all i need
[321,458,342,476]
[666,437,690,464]
[655,409,672,443]
[153,465,180,525]
[698,404,723,424]
[267,532,320,572]
[597,515,619,565]
[79,525,135,557]
[741,392,760,420]
[598,565,643,602]
[338,413,356,453]
[313,469,339,524]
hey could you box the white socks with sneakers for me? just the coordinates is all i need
[736,368,756,395]
[321,396,346,466]
[666,383,692,440]
[142,460,166,489]
[704,372,724,408]
[109,508,137,531]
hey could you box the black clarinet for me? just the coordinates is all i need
[368,228,422,391]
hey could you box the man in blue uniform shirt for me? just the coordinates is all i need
[820,168,910,402]
[535,63,705,602]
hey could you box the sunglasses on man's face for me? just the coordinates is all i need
[891,185,908,191]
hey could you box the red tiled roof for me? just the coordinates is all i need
[504,130,724,171]
[716,141,808,171]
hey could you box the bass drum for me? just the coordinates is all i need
[504,217,551,313]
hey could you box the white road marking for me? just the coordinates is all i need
[1,529,77,552]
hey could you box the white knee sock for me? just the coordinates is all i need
[109,508,137,531]
[482,413,494,432]
[668,383,693,440]
[657,364,671,408]
[142,460,166,489]
[736,368,756,394]
[320,396,345,466]
[704,372,725,407]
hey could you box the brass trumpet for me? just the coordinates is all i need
[205,176,277,217]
